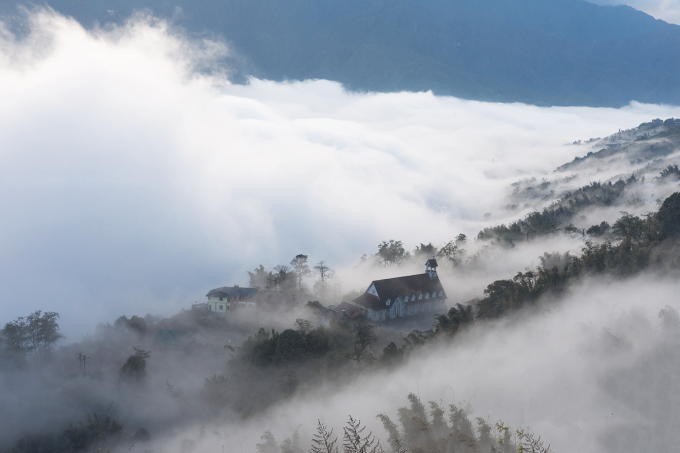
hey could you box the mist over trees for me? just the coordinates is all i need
[1,310,64,364]
[1,124,679,452]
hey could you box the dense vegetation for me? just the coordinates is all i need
[477,177,636,245]
[256,394,551,453]
[434,192,680,333]
[0,311,64,366]
[6,412,124,453]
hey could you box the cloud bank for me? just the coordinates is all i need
[1,9,680,338]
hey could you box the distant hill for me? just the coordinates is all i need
[3,0,680,107]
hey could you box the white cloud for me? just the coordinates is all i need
[1,10,680,338]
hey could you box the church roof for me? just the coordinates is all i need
[353,273,446,311]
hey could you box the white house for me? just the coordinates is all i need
[205,285,258,314]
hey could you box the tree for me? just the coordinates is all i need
[113,315,146,337]
[290,255,311,291]
[413,243,438,259]
[2,317,30,356]
[120,347,151,381]
[381,342,402,365]
[434,304,474,335]
[657,192,680,238]
[311,420,339,453]
[273,264,296,292]
[659,164,680,180]
[314,261,335,300]
[349,325,377,362]
[294,318,313,334]
[437,240,465,267]
[611,212,644,242]
[342,416,382,453]
[249,265,275,290]
[256,431,279,453]
[377,240,408,266]
[1,311,64,358]
[564,223,579,234]
[586,221,610,236]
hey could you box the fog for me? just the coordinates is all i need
[190,274,680,453]
[2,9,680,339]
[2,9,680,453]
[5,272,677,453]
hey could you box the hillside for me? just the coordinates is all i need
[2,0,680,106]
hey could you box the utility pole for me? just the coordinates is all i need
[75,352,90,377]
[76,352,83,374]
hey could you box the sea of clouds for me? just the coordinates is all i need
[1,9,680,338]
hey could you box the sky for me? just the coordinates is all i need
[2,10,680,339]
[590,0,680,24]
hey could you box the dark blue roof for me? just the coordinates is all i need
[206,286,258,298]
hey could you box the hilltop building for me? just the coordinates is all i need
[351,259,447,322]
[205,285,258,313]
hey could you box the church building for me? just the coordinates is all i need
[351,259,448,322]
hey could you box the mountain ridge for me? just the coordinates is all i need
[2,0,680,106]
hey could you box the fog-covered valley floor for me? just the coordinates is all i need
[2,8,680,453]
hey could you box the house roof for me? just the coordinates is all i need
[335,301,364,319]
[353,273,446,311]
[353,292,381,311]
[206,286,258,298]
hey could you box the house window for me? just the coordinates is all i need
[418,294,423,300]
[439,291,443,296]
[219,305,224,310]
[411,295,416,301]
[386,299,391,306]
[382,310,386,320]
[425,293,429,299]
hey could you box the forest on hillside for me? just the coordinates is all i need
[2,175,679,452]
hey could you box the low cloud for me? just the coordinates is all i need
[1,9,680,338]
